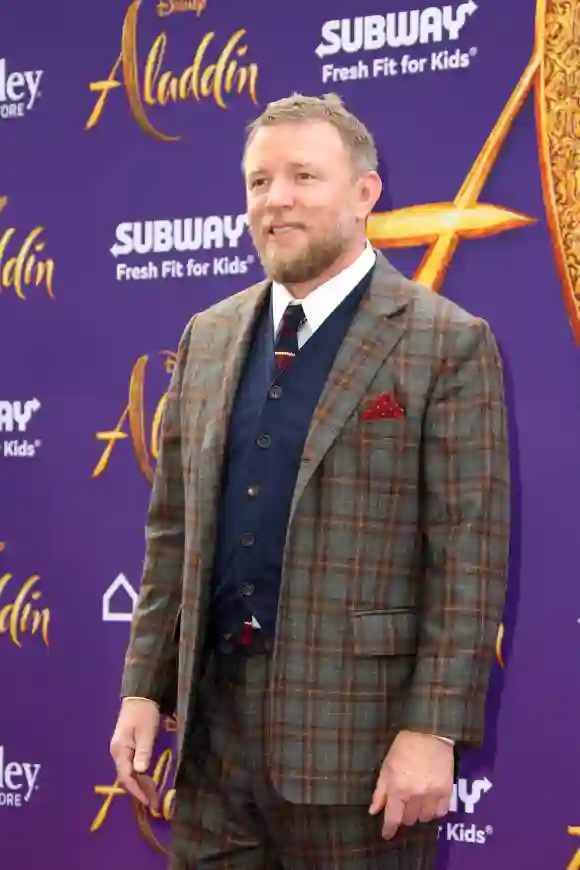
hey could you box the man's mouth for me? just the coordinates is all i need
[268,224,303,235]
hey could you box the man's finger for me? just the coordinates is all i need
[123,773,153,806]
[381,793,405,840]
[136,774,161,812]
[133,732,155,774]
[401,795,422,826]
[434,793,451,818]
[417,795,439,823]
[110,737,152,806]
[368,773,388,815]
[112,740,136,785]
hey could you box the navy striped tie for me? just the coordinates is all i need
[274,303,306,373]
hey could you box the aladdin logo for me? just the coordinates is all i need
[0,197,55,301]
[0,746,41,809]
[93,352,174,483]
[0,543,50,648]
[315,1,478,58]
[85,0,259,142]
[157,0,206,16]
[0,58,43,120]
[91,717,177,856]
[0,399,42,459]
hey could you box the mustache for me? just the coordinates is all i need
[262,220,306,233]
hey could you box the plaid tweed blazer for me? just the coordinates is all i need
[121,251,510,805]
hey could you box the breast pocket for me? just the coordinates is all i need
[359,417,407,442]
[350,609,419,657]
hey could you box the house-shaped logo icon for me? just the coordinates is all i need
[102,573,138,622]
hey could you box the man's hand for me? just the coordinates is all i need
[369,730,453,840]
[110,698,161,810]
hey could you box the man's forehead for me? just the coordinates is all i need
[248,119,343,147]
[246,158,320,174]
[244,122,348,169]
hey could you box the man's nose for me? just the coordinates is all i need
[265,178,295,209]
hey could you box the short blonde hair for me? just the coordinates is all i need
[243,92,378,176]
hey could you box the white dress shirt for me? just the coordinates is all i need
[271,240,376,345]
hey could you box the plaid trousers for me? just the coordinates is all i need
[169,643,439,870]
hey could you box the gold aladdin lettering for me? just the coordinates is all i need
[0,198,55,301]
[86,0,259,142]
[0,544,50,648]
[93,352,175,482]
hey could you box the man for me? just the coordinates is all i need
[110,92,510,869]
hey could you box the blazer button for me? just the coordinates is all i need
[240,533,255,547]
[247,484,260,497]
[256,434,271,449]
[269,385,283,400]
[241,582,255,596]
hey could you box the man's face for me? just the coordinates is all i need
[244,120,375,285]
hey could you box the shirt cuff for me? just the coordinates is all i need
[122,696,160,708]
[431,733,455,745]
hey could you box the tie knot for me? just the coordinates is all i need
[282,303,306,331]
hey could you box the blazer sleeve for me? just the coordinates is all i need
[119,316,195,714]
[400,316,510,747]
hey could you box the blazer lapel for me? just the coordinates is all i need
[289,253,410,521]
[199,281,268,444]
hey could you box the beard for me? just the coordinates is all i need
[251,223,349,285]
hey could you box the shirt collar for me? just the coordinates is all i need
[271,240,376,335]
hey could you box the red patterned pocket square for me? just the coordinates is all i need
[360,392,405,421]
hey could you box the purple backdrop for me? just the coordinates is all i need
[1,0,579,867]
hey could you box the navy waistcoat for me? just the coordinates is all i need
[208,268,374,649]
